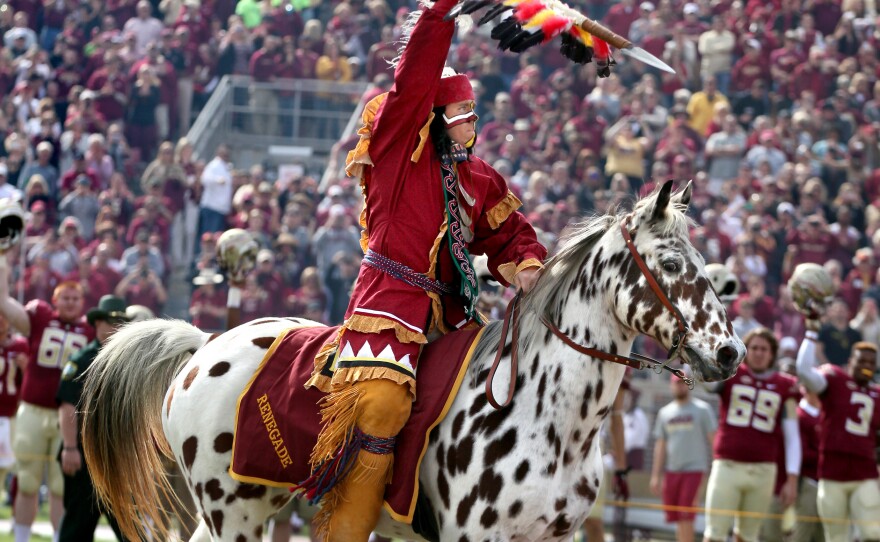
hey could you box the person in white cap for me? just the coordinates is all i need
[20,142,59,197]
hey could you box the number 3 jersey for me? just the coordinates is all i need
[20,300,93,409]
[714,364,799,464]
[817,364,880,482]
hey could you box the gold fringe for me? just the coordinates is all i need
[332,365,416,397]
[312,493,335,542]
[497,258,545,285]
[345,314,427,345]
[344,93,388,178]
[410,113,435,163]
[309,385,364,468]
[486,191,524,229]
[351,449,395,486]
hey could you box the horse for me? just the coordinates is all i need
[81,181,745,542]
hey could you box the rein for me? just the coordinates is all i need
[486,215,694,410]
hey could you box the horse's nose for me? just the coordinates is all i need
[716,344,739,368]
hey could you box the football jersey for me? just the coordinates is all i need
[817,364,880,482]
[0,336,29,417]
[713,364,799,464]
[20,300,94,408]
[797,402,821,481]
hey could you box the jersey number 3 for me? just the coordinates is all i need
[845,392,875,437]
[38,328,87,369]
[727,384,781,433]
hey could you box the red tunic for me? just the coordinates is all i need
[345,0,544,335]
[21,301,93,408]
[817,364,880,482]
[309,0,546,391]
[713,364,798,464]
[0,337,28,417]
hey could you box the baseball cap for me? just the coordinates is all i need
[256,249,274,263]
[640,1,655,10]
[36,141,54,153]
[683,2,699,14]
[327,185,343,197]
[777,202,795,216]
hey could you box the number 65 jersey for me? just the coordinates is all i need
[817,364,880,482]
[20,300,93,409]
[714,364,799,463]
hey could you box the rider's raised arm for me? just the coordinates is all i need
[368,0,459,164]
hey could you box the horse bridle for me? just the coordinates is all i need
[486,214,694,410]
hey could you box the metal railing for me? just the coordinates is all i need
[186,75,371,174]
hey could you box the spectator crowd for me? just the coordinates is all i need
[2,0,880,539]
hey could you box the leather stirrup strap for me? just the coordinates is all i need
[486,294,520,409]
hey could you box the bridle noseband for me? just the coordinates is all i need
[486,214,694,410]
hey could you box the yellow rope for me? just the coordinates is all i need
[601,499,880,527]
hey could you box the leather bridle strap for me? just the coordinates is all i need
[485,215,697,410]
[485,293,520,409]
[619,216,688,336]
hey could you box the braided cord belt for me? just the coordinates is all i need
[363,250,454,296]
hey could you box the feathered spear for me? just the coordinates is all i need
[444,0,674,77]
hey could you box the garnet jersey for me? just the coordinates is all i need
[817,364,880,482]
[713,364,799,463]
[0,337,29,417]
[20,300,93,408]
[797,402,821,481]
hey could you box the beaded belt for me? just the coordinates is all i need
[363,250,454,296]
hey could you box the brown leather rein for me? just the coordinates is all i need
[486,215,694,409]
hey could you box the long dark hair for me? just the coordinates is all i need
[430,106,475,158]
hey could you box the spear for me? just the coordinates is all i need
[444,0,674,74]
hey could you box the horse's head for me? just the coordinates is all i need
[611,180,745,381]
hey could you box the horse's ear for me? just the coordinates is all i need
[674,180,693,208]
[650,180,675,222]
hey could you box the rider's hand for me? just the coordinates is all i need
[513,266,542,294]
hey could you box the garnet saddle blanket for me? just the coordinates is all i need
[230,324,484,523]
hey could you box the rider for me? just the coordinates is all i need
[302,0,546,539]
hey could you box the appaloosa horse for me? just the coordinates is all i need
[81,181,745,542]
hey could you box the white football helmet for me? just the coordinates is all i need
[216,229,259,284]
[705,263,740,303]
[0,199,25,254]
[788,262,835,315]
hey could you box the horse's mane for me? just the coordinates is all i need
[472,188,693,368]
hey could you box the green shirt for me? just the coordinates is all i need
[235,0,263,28]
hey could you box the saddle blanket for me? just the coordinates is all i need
[230,324,484,523]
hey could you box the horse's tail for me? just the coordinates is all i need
[80,318,212,542]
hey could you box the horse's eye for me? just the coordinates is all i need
[662,260,680,273]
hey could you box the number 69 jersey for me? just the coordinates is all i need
[817,364,880,482]
[714,364,799,464]
[20,300,93,409]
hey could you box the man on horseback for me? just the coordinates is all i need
[302,0,546,539]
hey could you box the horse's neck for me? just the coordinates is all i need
[514,294,632,441]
